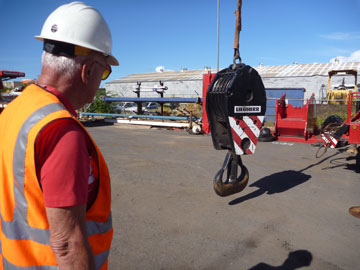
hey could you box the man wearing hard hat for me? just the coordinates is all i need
[0,2,118,269]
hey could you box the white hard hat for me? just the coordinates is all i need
[35,1,119,66]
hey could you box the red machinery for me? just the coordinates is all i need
[0,70,26,90]
[274,93,320,143]
[316,92,360,172]
[344,92,360,144]
[321,92,360,145]
[202,72,216,134]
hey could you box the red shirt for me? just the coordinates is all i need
[35,86,98,208]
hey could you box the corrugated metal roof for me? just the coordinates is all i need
[107,69,215,84]
[107,62,360,84]
[257,62,360,77]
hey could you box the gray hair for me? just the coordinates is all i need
[41,51,88,79]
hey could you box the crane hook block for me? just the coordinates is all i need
[206,63,266,196]
[206,63,266,155]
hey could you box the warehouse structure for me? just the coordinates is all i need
[105,62,360,104]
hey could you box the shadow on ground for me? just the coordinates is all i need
[316,152,360,173]
[248,250,313,270]
[229,170,311,205]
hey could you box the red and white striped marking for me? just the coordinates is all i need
[229,116,264,155]
[321,132,338,148]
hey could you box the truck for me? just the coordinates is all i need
[326,69,358,104]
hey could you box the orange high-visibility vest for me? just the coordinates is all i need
[0,84,113,269]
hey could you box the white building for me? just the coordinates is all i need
[105,62,360,104]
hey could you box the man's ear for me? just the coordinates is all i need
[81,60,95,84]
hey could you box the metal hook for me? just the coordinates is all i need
[232,49,242,69]
[213,151,249,197]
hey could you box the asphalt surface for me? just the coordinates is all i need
[85,121,360,270]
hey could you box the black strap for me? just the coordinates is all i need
[43,39,76,57]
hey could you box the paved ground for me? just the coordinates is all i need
[86,122,360,270]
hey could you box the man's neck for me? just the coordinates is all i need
[38,73,83,110]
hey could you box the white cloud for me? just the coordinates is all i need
[321,32,360,40]
[155,66,165,72]
[155,66,174,72]
[330,50,360,63]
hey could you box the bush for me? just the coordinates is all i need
[87,88,114,114]
[315,103,355,127]
[0,86,11,93]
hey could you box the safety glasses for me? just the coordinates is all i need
[95,61,112,80]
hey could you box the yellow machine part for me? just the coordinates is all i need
[326,89,352,104]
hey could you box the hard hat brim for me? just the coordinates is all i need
[106,54,119,66]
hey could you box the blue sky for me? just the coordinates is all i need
[1,0,360,85]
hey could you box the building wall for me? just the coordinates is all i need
[106,80,203,99]
[262,76,326,102]
[2,81,23,89]
[262,75,359,102]
[106,75,360,104]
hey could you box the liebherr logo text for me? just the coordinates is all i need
[234,106,261,113]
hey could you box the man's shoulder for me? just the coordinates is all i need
[37,118,89,151]
[43,118,85,136]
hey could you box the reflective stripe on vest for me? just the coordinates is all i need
[2,103,64,244]
[3,257,59,270]
[95,250,110,270]
[2,250,109,270]
[87,213,112,237]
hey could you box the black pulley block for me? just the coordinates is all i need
[206,63,266,155]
